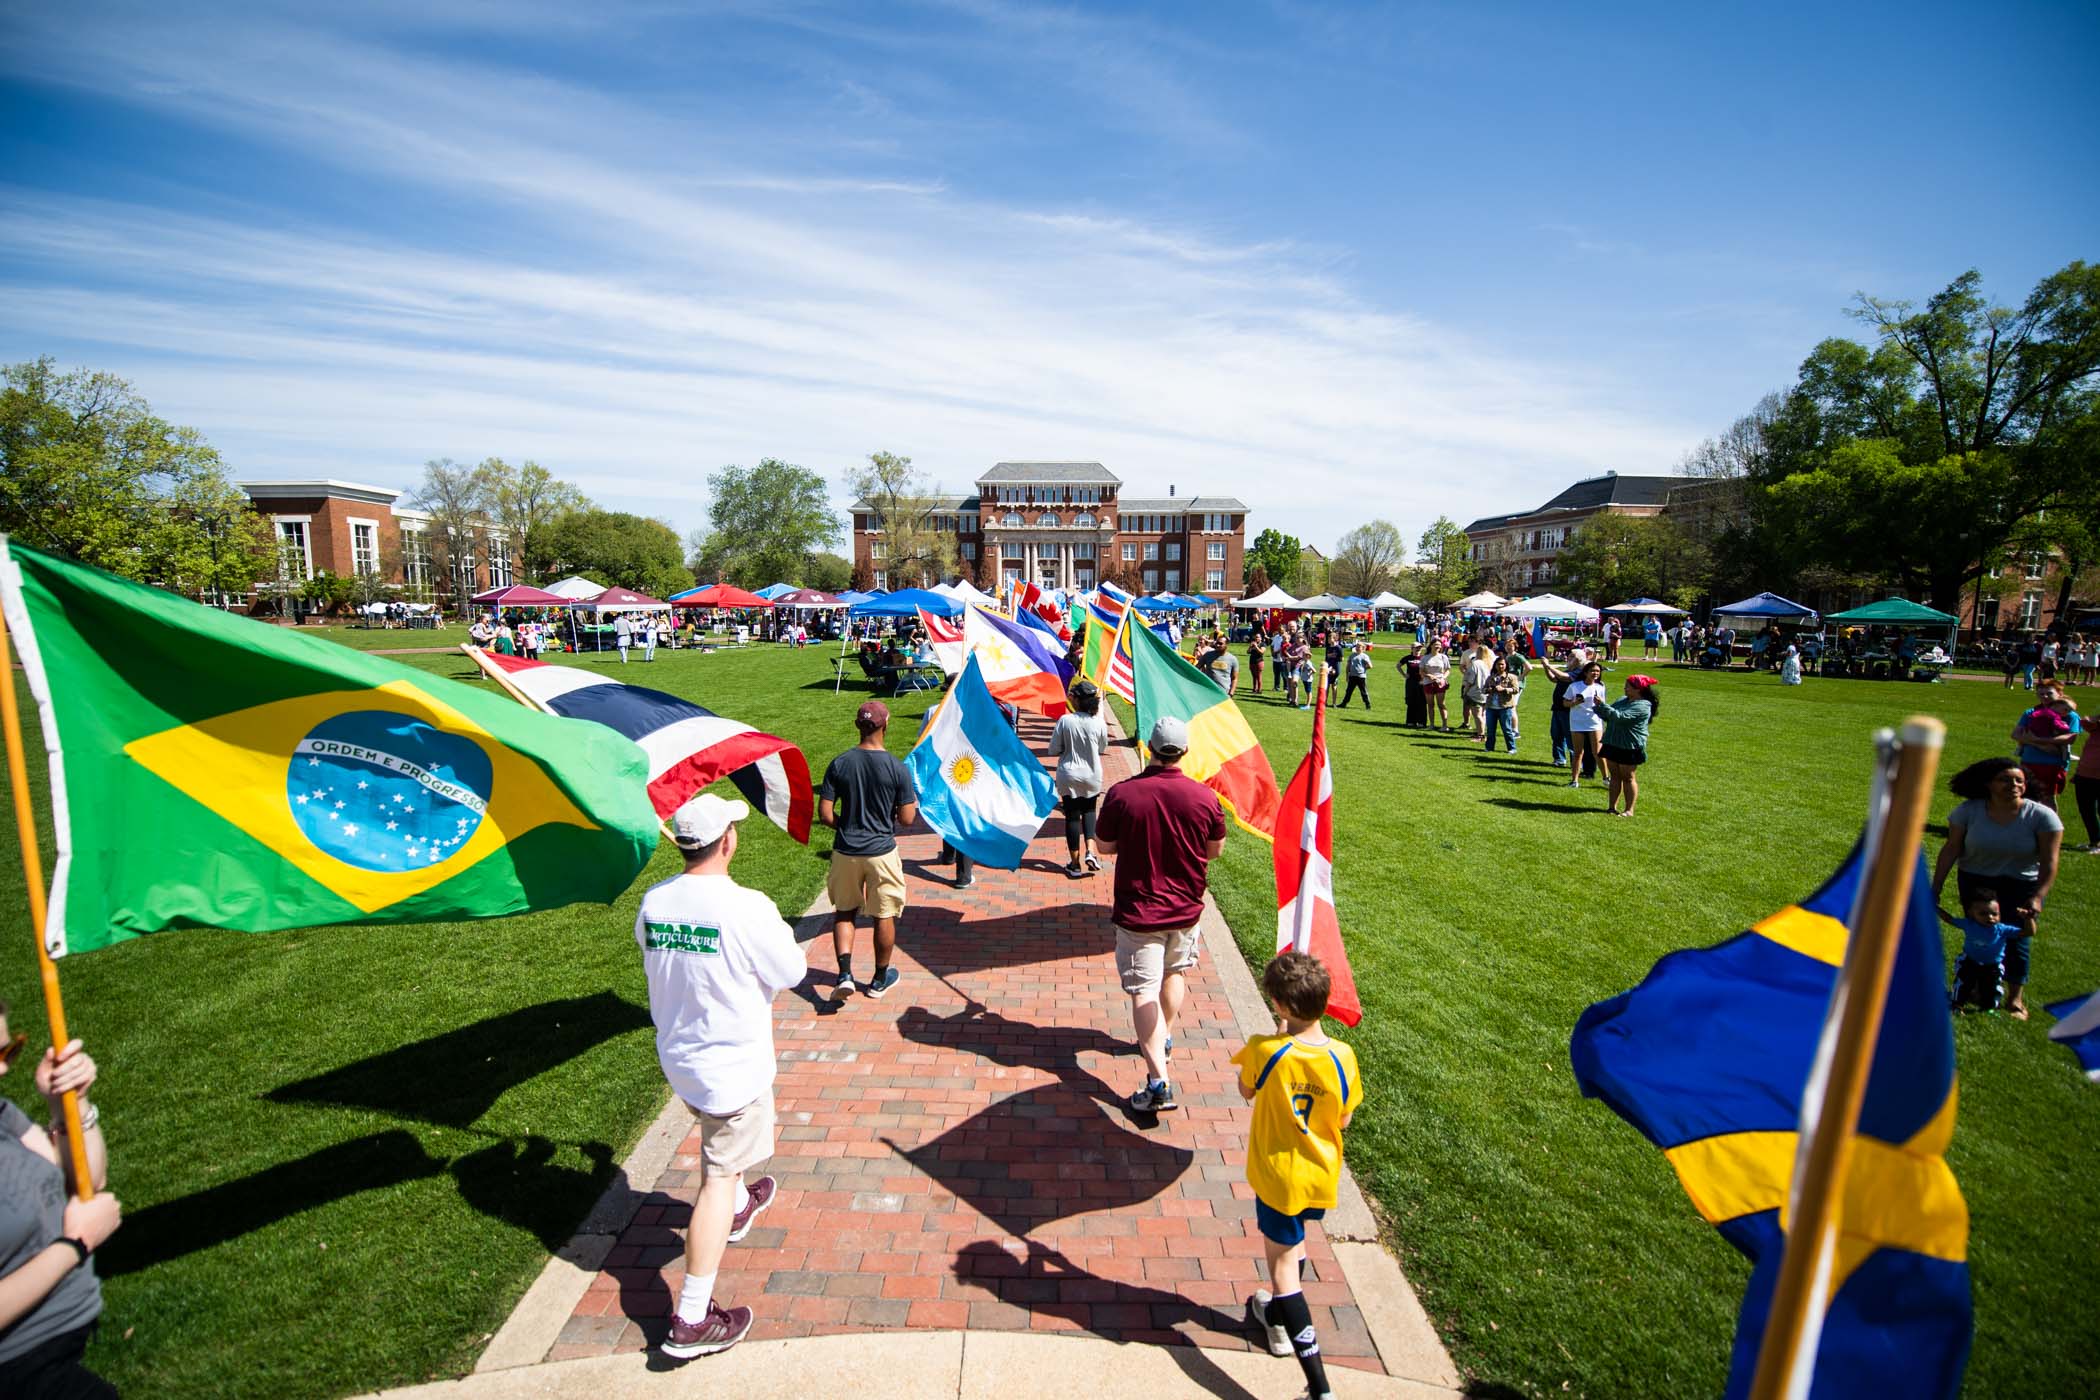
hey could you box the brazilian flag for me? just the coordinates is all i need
[0,540,659,957]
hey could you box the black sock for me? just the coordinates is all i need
[837,954,853,982]
[1266,1291,1328,1396]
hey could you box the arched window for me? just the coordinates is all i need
[1002,512,1022,527]
[1073,513,1094,528]
[1038,512,1060,527]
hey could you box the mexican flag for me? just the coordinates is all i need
[1128,615,1279,839]
[0,540,659,957]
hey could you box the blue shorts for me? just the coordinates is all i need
[1255,1199,1326,1247]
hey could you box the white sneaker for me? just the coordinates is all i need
[1246,1289,1291,1357]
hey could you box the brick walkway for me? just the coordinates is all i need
[550,713,1383,1374]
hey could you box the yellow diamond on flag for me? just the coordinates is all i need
[124,678,603,916]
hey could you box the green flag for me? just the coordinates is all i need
[0,539,659,957]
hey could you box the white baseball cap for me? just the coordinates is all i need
[1148,715,1190,756]
[669,792,749,849]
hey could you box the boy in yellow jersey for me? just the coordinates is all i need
[1232,952,1360,1399]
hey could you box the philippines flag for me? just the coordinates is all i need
[467,649,813,842]
[964,605,1073,716]
[909,654,1057,869]
[1272,672,1362,1025]
[917,607,966,675]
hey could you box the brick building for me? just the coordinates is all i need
[237,478,518,611]
[850,462,1248,598]
[1462,471,1687,595]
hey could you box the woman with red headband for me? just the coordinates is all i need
[1600,675,1661,816]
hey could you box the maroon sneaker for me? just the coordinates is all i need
[727,1175,777,1242]
[661,1301,753,1359]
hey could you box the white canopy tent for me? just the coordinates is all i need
[1498,594,1600,622]
[1603,598,1690,617]
[545,576,606,601]
[1292,593,1354,612]
[1235,583,1303,609]
[1451,591,1509,611]
[944,579,999,606]
[1367,590,1417,610]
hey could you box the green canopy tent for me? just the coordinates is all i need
[1823,598,1959,679]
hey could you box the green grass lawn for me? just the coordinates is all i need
[0,640,941,1398]
[1157,662,2097,1399]
[2,636,2091,1397]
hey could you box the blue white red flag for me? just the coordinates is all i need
[965,605,1073,716]
[2046,990,2100,1083]
[469,649,813,841]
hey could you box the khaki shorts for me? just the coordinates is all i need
[687,1089,776,1178]
[1115,923,1203,998]
[827,849,908,919]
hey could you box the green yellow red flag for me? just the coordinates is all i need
[1128,615,1278,839]
[0,539,659,957]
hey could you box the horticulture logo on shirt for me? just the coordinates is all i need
[643,921,723,955]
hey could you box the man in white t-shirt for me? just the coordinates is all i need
[639,793,807,1360]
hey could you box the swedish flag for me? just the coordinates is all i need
[0,541,659,956]
[1570,843,1971,1398]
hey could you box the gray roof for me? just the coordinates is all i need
[1463,512,1522,534]
[1117,496,1247,513]
[1464,473,1689,535]
[976,461,1121,485]
[849,494,981,514]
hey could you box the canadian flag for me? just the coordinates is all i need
[1272,672,1362,1025]
[916,607,966,675]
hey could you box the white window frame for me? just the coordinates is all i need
[961,542,976,560]
[347,516,381,578]
[1122,543,1137,561]
[1207,569,1225,591]
[1039,512,1060,527]
[1144,542,1159,561]
[1166,569,1181,591]
[272,516,314,580]
[1207,541,1226,561]
[1166,542,1181,561]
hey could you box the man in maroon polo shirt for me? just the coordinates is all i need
[1095,715,1227,1113]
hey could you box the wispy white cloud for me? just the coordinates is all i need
[0,3,1700,549]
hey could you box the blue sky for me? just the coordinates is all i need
[2,1,2094,552]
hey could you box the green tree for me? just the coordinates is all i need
[804,551,853,594]
[0,357,270,590]
[409,458,494,616]
[1329,520,1406,598]
[548,510,693,600]
[1243,528,1300,592]
[483,458,588,583]
[847,451,953,588]
[1412,516,1478,608]
[691,458,840,588]
[1554,514,1662,604]
[1754,263,2100,610]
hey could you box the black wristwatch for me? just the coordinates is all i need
[57,1236,90,1267]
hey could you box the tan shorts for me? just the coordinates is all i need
[687,1089,776,1178]
[1115,923,1203,998]
[827,849,908,919]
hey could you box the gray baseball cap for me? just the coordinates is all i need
[1148,715,1190,756]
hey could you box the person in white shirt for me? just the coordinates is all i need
[614,612,633,662]
[640,793,807,1360]
[1561,659,1608,787]
[640,613,659,662]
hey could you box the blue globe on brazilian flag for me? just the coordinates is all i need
[0,540,659,957]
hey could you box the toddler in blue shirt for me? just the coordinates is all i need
[1949,890,2021,1012]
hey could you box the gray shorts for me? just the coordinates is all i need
[1115,923,1203,998]
[686,1088,776,1178]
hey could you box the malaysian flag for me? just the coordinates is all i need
[467,649,813,842]
[1272,671,1362,1024]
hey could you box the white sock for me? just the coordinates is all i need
[733,1179,751,1214]
[678,1271,715,1321]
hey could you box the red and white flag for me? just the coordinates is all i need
[916,607,966,675]
[1272,673,1362,1025]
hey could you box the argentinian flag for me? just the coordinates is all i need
[909,655,1057,869]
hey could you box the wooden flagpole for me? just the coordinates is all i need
[0,605,95,1201]
[1747,715,1946,1400]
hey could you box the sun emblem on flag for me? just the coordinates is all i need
[946,751,980,789]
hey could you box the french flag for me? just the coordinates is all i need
[468,649,813,842]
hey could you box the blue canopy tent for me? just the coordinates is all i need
[1712,591,1817,620]
[756,582,798,600]
[847,587,962,618]
[1340,595,1372,610]
[1132,596,1178,613]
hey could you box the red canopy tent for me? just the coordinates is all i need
[471,584,569,607]
[773,588,847,608]
[571,587,668,612]
[670,583,776,609]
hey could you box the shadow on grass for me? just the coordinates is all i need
[1482,797,1598,814]
[267,992,651,1128]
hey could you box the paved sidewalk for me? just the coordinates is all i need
[468,710,1457,1392]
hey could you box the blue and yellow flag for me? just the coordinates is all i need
[1570,843,1971,1398]
[0,540,659,956]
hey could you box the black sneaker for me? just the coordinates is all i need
[1129,1080,1177,1112]
[863,966,901,999]
[1065,861,1086,879]
[661,1300,753,1358]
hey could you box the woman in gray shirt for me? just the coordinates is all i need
[1049,681,1111,878]
[1931,756,2063,1020]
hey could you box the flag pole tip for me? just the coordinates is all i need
[1899,716,1947,749]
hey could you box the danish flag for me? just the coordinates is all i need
[1272,672,1362,1025]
